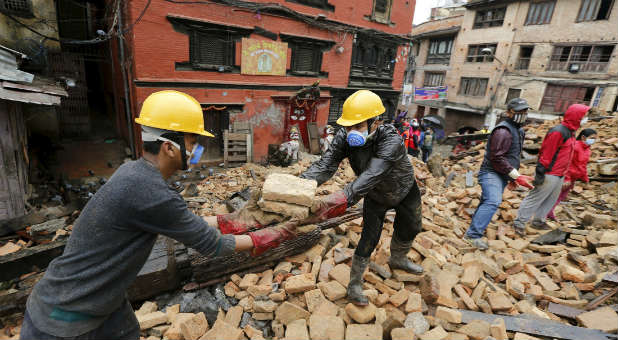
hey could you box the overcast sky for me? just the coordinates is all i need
[413,0,440,24]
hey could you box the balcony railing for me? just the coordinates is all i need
[515,58,530,70]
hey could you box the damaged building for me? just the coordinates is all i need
[112,0,415,163]
[407,0,618,134]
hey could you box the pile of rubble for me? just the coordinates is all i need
[2,116,617,340]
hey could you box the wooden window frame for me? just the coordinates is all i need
[548,44,615,72]
[372,0,393,24]
[516,45,534,70]
[458,77,489,97]
[576,0,614,22]
[466,43,498,62]
[423,72,446,87]
[525,0,556,25]
[426,37,454,65]
[540,84,596,113]
[168,16,253,73]
[473,6,507,29]
[0,0,33,18]
[349,34,398,88]
[505,88,522,104]
[280,34,334,77]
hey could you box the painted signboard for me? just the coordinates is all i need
[414,86,447,101]
[241,38,288,76]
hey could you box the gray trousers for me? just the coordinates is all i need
[514,174,564,227]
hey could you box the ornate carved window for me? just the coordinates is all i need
[280,34,334,77]
[0,0,32,17]
[349,35,398,88]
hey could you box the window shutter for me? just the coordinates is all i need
[294,46,316,72]
[196,34,226,65]
[375,0,388,13]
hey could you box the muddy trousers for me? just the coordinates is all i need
[20,301,139,340]
[355,181,423,258]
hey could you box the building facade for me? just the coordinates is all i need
[114,0,416,163]
[408,0,617,134]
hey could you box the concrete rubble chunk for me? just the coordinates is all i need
[258,198,310,219]
[253,299,278,313]
[490,317,508,340]
[164,313,194,340]
[435,306,462,324]
[180,312,209,340]
[285,273,316,294]
[304,288,326,312]
[391,327,415,340]
[388,289,410,307]
[261,173,317,207]
[457,320,491,340]
[309,314,345,340]
[285,319,310,340]
[136,301,158,317]
[137,311,168,330]
[419,325,448,340]
[405,292,423,313]
[275,301,310,325]
[239,273,259,289]
[319,280,347,301]
[344,302,377,324]
[328,263,351,287]
[345,324,383,340]
[575,306,618,333]
[200,319,243,340]
[405,312,430,335]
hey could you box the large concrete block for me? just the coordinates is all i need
[258,199,310,219]
[261,173,317,207]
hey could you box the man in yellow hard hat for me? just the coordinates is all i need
[20,90,297,340]
[299,90,424,305]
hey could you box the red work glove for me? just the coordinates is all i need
[248,223,297,256]
[514,175,534,189]
[308,191,348,223]
[217,212,263,235]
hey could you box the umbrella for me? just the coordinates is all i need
[422,114,446,129]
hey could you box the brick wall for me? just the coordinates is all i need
[115,0,415,162]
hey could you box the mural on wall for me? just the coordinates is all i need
[241,38,287,76]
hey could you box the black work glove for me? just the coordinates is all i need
[533,164,546,186]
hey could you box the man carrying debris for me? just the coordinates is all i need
[513,103,589,234]
[463,98,535,250]
[20,90,297,340]
[298,90,424,306]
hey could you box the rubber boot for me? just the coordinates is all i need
[388,236,423,274]
[347,255,369,306]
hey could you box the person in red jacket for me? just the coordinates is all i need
[408,120,422,158]
[546,128,597,220]
[513,104,589,235]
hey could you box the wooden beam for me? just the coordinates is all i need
[0,240,67,282]
[459,309,611,340]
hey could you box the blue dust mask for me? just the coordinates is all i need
[347,130,368,147]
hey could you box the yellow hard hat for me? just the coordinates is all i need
[336,90,385,127]
[135,90,214,137]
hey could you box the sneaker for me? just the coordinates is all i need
[514,226,526,237]
[464,236,488,250]
[530,221,551,230]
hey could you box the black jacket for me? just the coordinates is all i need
[300,124,416,207]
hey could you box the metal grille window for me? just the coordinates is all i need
[328,97,344,124]
[190,31,234,71]
[473,7,506,28]
[505,88,522,104]
[459,77,488,96]
[525,1,555,25]
[577,0,614,21]
[426,38,454,64]
[548,44,615,72]
[0,0,32,17]
[466,44,497,62]
[516,46,534,70]
[291,45,321,74]
[423,72,445,87]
